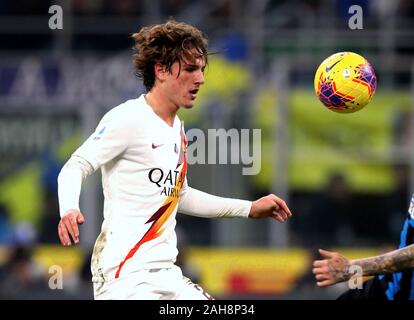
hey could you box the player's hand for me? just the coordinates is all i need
[249,194,292,222]
[312,249,351,287]
[58,209,85,246]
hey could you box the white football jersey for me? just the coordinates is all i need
[74,95,188,281]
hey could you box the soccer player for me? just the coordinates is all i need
[312,194,414,300]
[57,20,292,300]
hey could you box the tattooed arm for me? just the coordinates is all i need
[355,244,414,275]
[312,245,414,287]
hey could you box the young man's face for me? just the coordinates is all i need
[163,56,206,109]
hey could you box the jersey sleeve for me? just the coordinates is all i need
[73,111,132,171]
[178,185,252,218]
[57,155,94,217]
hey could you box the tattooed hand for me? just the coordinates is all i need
[312,249,352,287]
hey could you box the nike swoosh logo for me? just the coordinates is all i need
[325,59,343,73]
[152,143,164,149]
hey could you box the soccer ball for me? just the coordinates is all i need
[314,52,377,113]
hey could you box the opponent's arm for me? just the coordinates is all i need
[355,245,414,275]
[312,245,414,287]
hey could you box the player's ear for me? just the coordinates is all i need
[154,63,168,81]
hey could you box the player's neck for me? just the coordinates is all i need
[144,91,177,127]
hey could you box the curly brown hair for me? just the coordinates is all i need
[131,20,208,92]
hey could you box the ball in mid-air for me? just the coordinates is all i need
[314,52,377,113]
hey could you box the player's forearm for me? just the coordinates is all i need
[350,244,414,276]
[178,187,252,218]
[57,155,94,217]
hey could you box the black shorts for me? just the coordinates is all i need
[337,276,388,300]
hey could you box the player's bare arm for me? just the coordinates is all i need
[249,194,292,222]
[354,244,414,275]
[58,209,85,246]
[312,245,414,287]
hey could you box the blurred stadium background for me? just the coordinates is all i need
[0,0,413,299]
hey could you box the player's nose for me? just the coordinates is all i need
[195,70,205,85]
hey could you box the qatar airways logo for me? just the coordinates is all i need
[148,168,185,198]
